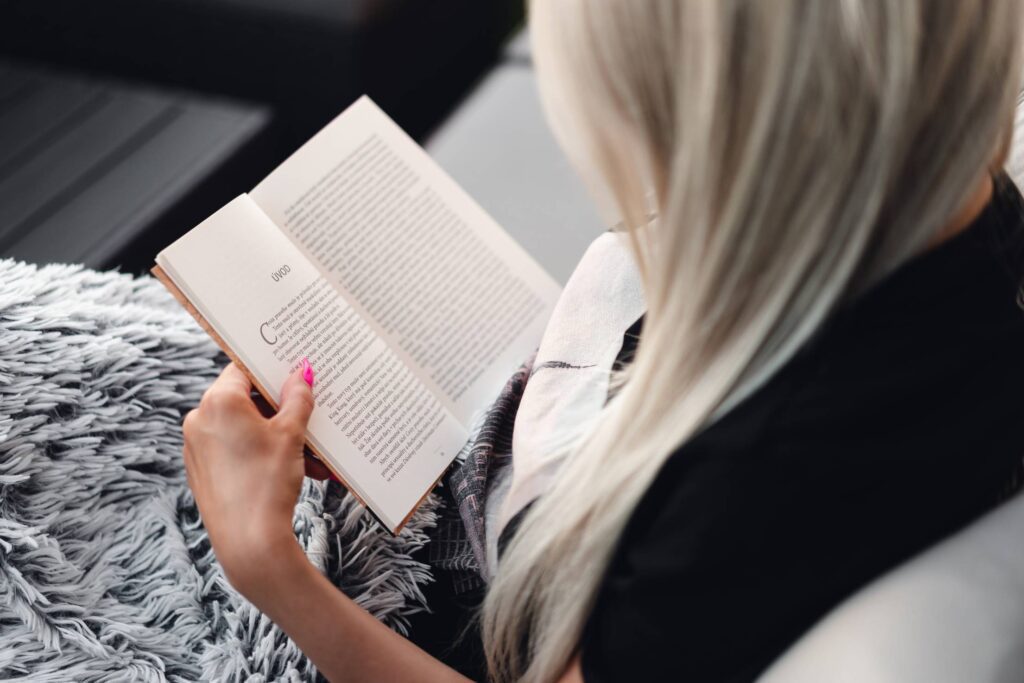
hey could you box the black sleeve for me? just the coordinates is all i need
[577,425,1009,683]
[578,442,829,683]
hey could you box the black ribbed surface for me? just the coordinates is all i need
[0,64,270,269]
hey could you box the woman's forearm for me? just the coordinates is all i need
[248,543,472,683]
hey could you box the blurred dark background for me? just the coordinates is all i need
[0,0,525,274]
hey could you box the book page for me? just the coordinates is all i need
[250,97,562,425]
[156,195,467,532]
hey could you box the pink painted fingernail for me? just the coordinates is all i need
[301,357,315,387]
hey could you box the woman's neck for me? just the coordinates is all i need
[929,172,994,248]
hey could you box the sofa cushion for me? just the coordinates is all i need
[758,492,1024,682]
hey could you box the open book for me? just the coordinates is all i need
[154,96,561,533]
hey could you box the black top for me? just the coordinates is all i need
[578,175,1024,682]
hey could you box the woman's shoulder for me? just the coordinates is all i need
[580,177,1024,681]
[652,173,1024,494]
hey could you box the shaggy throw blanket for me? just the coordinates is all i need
[0,261,439,682]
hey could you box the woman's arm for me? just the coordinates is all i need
[182,362,470,682]
[239,536,470,683]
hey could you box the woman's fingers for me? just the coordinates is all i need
[199,363,258,419]
[274,360,315,436]
[214,362,254,396]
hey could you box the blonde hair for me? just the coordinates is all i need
[482,1,1024,681]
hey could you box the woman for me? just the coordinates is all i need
[181,1,1024,681]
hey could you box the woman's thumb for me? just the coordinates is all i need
[275,357,315,431]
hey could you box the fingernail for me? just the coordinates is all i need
[301,357,315,387]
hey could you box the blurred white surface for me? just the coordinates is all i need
[428,62,602,285]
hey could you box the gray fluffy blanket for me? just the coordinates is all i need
[0,261,439,682]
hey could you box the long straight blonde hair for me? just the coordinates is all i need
[482,1,1024,681]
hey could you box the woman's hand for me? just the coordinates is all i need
[182,361,315,601]
[184,362,473,683]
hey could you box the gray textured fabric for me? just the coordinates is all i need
[0,260,437,682]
